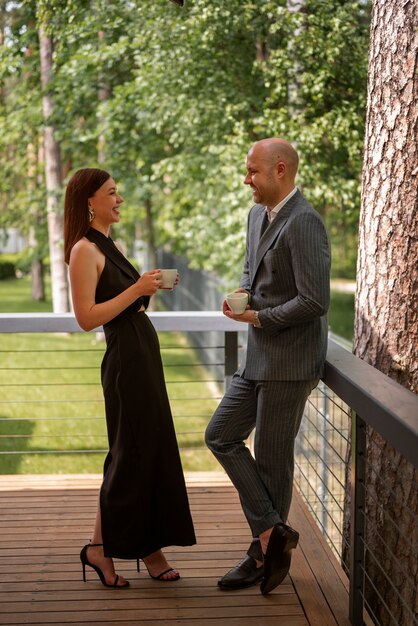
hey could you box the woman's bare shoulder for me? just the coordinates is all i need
[70,238,101,263]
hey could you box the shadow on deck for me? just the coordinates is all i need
[0,473,350,626]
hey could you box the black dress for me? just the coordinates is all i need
[85,227,196,559]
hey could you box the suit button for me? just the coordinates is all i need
[272,270,277,274]
[260,292,266,297]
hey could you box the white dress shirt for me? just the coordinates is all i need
[266,187,298,223]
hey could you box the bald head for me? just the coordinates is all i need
[250,138,299,181]
[244,138,299,209]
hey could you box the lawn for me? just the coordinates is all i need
[0,276,221,473]
[0,274,52,312]
[0,274,354,474]
[328,292,354,343]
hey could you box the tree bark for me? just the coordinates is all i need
[144,195,158,311]
[38,26,69,313]
[27,140,45,301]
[30,253,45,301]
[144,195,157,271]
[97,27,111,164]
[287,0,304,112]
[346,1,418,623]
[0,0,5,105]
[355,2,418,391]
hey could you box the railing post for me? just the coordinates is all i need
[349,411,366,625]
[319,382,330,531]
[224,331,238,391]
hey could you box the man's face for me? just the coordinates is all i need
[243,146,281,209]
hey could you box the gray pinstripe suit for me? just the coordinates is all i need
[206,189,330,560]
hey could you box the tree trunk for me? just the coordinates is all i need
[355,2,417,389]
[286,0,305,193]
[287,0,304,112]
[30,255,45,301]
[345,1,418,623]
[27,139,46,302]
[144,195,158,271]
[144,195,158,311]
[97,25,111,165]
[38,26,69,313]
[0,0,5,104]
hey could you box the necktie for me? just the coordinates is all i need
[260,212,269,237]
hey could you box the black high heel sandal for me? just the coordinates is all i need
[80,543,130,588]
[136,557,180,581]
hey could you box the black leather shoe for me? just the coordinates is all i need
[260,522,299,595]
[218,555,264,590]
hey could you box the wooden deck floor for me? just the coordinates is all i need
[0,473,350,626]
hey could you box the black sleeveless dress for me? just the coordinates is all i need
[85,228,196,559]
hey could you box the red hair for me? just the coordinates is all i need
[64,168,110,264]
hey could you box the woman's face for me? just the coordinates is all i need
[88,177,123,227]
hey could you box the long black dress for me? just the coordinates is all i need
[85,227,196,559]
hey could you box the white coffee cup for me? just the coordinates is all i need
[160,269,178,290]
[226,291,249,314]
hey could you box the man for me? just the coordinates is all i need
[205,138,330,595]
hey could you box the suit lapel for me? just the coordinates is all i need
[251,192,300,282]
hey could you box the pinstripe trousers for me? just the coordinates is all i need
[205,373,316,561]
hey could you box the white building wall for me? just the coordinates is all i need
[0,229,27,253]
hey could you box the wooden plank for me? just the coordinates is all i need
[289,491,351,626]
[1,618,308,626]
[0,474,352,626]
[0,578,272,595]
[29,621,307,626]
[290,542,338,626]
[0,605,306,624]
[0,546,249,558]
[0,471,231,486]
[0,532,251,544]
[0,584,295,603]
[0,593,301,613]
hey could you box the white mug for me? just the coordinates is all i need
[160,269,178,290]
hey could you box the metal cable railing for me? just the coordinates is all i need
[0,312,417,625]
[0,315,241,474]
[294,380,350,562]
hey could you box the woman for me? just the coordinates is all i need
[64,168,196,588]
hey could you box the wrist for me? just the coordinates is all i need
[253,310,262,328]
[135,283,145,298]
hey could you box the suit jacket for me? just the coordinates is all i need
[238,189,330,381]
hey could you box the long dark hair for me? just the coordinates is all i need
[64,168,111,264]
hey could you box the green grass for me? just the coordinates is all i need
[0,276,220,473]
[0,276,355,474]
[329,291,354,342]
[0,276,355,340]
[0,275,52,312]
[0,329,221,474]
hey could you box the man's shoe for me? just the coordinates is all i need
[218,555,264,590]
[260,522,299,595]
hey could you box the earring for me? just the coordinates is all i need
[88,208,95,222]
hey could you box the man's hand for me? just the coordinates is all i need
[223,299,254,324]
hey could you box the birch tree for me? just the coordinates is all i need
[38,25,69,312]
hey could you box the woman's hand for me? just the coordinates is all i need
[136,270,162,296]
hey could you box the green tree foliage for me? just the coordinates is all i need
[141,0,369,282]
[0,0,50,280]
[0,0,369,288]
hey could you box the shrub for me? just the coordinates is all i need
[0,255,16,280]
